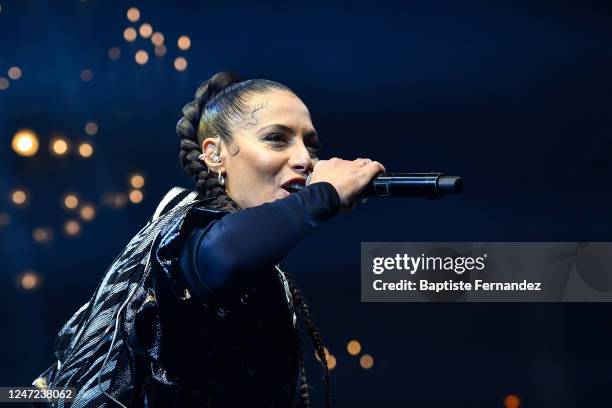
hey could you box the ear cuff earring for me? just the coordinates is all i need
[198,152,225,186]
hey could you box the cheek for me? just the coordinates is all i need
[233,148,286,184]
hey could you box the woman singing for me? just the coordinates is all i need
[33,71,385,407]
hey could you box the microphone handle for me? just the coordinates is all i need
[361,173,463,198]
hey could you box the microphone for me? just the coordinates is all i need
[361,173,463,198]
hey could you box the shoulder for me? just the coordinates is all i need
[152,187,200,221]
[153,187,229,263]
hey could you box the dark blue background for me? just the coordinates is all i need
[1,0,611,406]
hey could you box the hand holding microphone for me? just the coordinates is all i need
[308,157,386,211]
[308,157,462,211]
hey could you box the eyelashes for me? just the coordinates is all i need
[262,133,321,155]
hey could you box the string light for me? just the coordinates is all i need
[78,143,94,158]
[123,27,137,42]
[126,7,140,22]
[129,189,143,203]
[139,23,153,38]
[84,121,98,135]
[359,354,374,369]
[80,69,93,82]
[8,66,22,80]
[174,57,187,72]
[108,47,121,60]
[32,227,53,244]
[347,340,361,355]
[63,193,79,210]
[10,189,28,206]
[154,44,167,57]
[177,35,191,50]
[135,50,149,65]
[11,129,39,157]
[19,270,41,290]
[79,204,96,221]
[64,219,81,236]
[0,77,9,90]
[50,137,69,157]
[130,174,145,189]
[151,32,164,46]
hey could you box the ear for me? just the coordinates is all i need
[200,137,225,174]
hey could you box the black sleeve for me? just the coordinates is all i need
[178,182,341,300]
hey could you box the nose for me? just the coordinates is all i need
[287,139,314,175]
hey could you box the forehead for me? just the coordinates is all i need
[238,89,314,132]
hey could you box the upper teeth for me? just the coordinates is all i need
[285,183,304,192]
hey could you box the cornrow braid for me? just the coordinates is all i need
[176,72,244,211]
[284,270,331,408]
[298,365,311,408]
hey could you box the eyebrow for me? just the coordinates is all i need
[256,124,318,139]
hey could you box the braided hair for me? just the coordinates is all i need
[176,71,332,407]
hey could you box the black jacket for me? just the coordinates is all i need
[33,188,303,408]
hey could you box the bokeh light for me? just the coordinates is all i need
[108,47,121,60]
[8,66,22,80]
[135,50,149,65]
[64,219,81,236]
[130,174,145,189]
[154,44,167,57]
[174,57,187,72]
[123,27,137,42]
[151,32,164,46]
[102,193,128,209]
[0,77,10,90]
[347,340,362,355]
[78,143,94,158]
[359,354,374,369]
[32,227,53,244]
[11,129,40,157]
[504,394,521,408]
[177,35,191,50]
[139,23,153,38]
[80,69,93,82]
[19,270,41,290]
[0,212,11,226]
[126,7,140,22]
[10,189,28,206]
[113,194,128,208]
[50,138,69,157]
[327,354,337,370]
[79,204,96,221]
[129,189,143,203]
[84,121,98,135]
[63,193,79,210]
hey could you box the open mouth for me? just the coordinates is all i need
[281,178,306,194]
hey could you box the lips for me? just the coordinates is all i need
[281,177,307,194]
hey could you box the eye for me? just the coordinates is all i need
[306,140,321,156]
[263,133,287,146]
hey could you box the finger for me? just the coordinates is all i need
[363,161,385,177]
[354,158,372,168]
[370,161,385,173]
